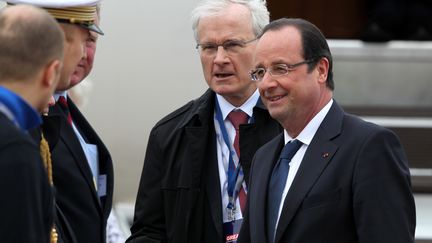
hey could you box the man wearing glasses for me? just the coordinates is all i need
[128,1,281,243]
[239,18,416,243]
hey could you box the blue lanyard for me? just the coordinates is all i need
[215,97,252,219]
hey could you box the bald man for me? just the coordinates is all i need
[0,4,64,242]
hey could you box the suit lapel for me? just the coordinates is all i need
[50,103,101,208]
[249,134,284,243]
[68,98,114,215]
[274,102,343,243]
[202,128,224,238]
[274,138,337,242]
[238,123,256,184]
[181,104,223,239]
[183,126,223,238]
[39,115,61,151]
[239,105,282,185]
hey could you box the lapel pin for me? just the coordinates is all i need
[322,152,329,158]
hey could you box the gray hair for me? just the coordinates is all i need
[191,0,269,42]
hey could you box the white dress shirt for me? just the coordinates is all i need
[214,90,260,222]
[274,99,333,230]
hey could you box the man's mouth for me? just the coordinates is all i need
[267,94,286,102]
[214,72,234,78]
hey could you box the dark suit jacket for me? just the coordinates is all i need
[127,89,282,243]
[0,113,53,243]
[41,97,114,243]
[239,101,416,243]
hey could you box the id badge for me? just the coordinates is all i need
[223,219,243,243]
[97,174,107,197]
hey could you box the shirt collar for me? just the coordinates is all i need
[284,99,334,145]
[0,86,42,131]
[216,89,260,120]
[54,91,68,101]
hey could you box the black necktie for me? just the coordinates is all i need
[57,96,72,125]
[267,139,303,243]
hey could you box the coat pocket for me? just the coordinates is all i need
[301,187,341,210]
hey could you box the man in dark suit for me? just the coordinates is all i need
[10,0,114,242]
[68,7,126,243]
[239,18,416,243]
[127,1,281,243]
[0,4,64,242]
[45,8,113,243]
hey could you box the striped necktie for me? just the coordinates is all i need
[227,109,249,213]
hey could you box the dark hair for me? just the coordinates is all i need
[260,18,334,90]
[0,5,64,81]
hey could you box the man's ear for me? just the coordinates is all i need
[316,57,329,84]
[42,59,62,88]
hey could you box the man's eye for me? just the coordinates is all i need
[223,41,243,50]
[272,65,288,74]
[201,44,217,51]
[256,69,266,77]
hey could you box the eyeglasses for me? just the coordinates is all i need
[249,59,315,81]
[196,38,257,56]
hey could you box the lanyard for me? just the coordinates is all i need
[215,97,253,221]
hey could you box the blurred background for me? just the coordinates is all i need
[2,0,431,241]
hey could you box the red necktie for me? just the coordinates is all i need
[57,96,72,125]
[227,110,249,213]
